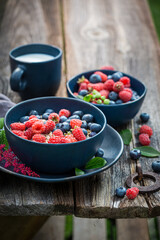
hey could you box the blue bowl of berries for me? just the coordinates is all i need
[4,97,106,174]
[66,70,147,126]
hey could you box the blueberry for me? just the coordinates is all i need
[109,100,116,105]
[20,116,29,123]
[81,120,88,129]
[131,95,138,101]
[130,149,141,160]
[82,114,94,123]
[79,90,89,96]
[152,161,160,173]
[108,91,118,101]
[60,116,67,123]
[29,110,38,116]
[140,113,150,123]
[56,123,62,129]
[107,75,112,79]
[69,115,80,120]
[45,109,54,114]
[88,122,93,129]
[72,110,84,118]
[61,122,71,132]
[116,187,126,197]
[81,128,88,136]
[42,113,49,120]
[66,119,71,123]
[89,132,97,137]
[89,74,102,83]
[116,99,123,104]
[111,72,123,82]
[35,115,41,119]
[95,148,104,157]
[90,123,102,133]
[132,90,138,96]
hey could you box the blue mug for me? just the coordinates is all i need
[9,43,62,100]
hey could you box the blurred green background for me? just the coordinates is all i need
[148,0,160,40]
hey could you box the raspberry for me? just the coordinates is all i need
[12,130,24,137]
[48,113,60,123]
[72,127,86,141]
[70,119,82,129]
[120,77,131,88]
[119,90,132,102]
[139,133,150,146]
[100,65,115,70]
[61,137,71,143]
[10,122,26,131]
[53,129,64,137]
[99,90,109,98]
[21,135,28,140]
[139,125,153,137]
[24,127,34,140]
[88,83,104,92]
[48,136,61,144]
[65,134,77,143]
[32,121,45,134]
[124,88,133,96]
[113,81,124,92]
[44,120,55,134]
[78,82,88,92]
[29,115,37,120]
[94,71,108,82]
[126,187,139,199]
[104,80,114,91]
[32,134,46,143]
[25,118,39,128]
[59,109,71,118]
[74,92,78,96]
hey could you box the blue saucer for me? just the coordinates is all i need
[0,125,123,183]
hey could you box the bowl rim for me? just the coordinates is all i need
[4,96,107,146]
[66,69,147,107]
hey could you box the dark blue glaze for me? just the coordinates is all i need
[0,125,123,183]
[4,97,106,174]
[9,43,62,100]
[66,70,147,126]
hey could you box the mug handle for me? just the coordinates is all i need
[10,66,27,91]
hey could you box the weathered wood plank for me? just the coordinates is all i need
[32,216,65,240]
[0,0,74,216]
[73,217,107,240]
[116,219,149,240]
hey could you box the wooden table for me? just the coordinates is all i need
[0,0,160,225]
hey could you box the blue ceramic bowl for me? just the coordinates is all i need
[67,70,147,126]
[4,97,106,174]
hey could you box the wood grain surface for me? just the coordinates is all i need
[0,0,160,219]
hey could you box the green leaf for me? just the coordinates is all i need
[83,94,92,102]
[0,118,4,129]
[85,157,107,169]
[119,129,132,145]
[0,130,9,150]
[75,168,85,176]
[133,146,160,158]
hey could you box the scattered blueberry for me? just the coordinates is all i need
[116,99,123,104]
[109,100,116,105]
[29,110,38,116]
[60,116,68,123]
[90,123,102,133]
[108,91,118,101]
[79,90,89,96]
[89,74,102,83]
[82,114,94,123]
[45,109,54,114]
[69,115,80,120]
[111,72,123,82]
[89,132,97,137]
[130,149,141,160]
[152,161,160,173]
[81,120,88,129]
[81,128,88,136]
[116,187,126,197]
[140,113,150,123]
[42,113,49,120]
[95,148,104,157]
[20,116,29,123]
[107,75,112,79]
[61,122,71,132]
[72,110,84,118]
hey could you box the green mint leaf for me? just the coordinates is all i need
[134,146,160,158]
[75,168,85,176]
[0,118,4,129]
[83,95,92,102]
[119,129,132,145]
[0,130,9,150]
[85,157,107,169]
